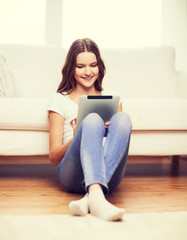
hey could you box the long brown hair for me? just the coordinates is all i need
[57,38,106,94]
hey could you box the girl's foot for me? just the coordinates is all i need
[68,194,88,216]
[88,189,125,221]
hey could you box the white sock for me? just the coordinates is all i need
[88,189,125,221]
[68,194,88,216]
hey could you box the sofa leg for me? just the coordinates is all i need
[172,155,180,163]
[171,155,180,176]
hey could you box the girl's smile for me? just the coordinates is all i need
[82,75,94,81]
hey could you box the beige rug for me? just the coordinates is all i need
[0,212,187,240]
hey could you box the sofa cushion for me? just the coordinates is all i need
[0,98,187,131]
[124,99,187,130]
[0,98,49,130]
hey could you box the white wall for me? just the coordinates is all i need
[61,0,162,49]
[45,0,62,46]
[162,0,187,71]
[162,0,187,97]
[0,0,46,45]
[1,0,187,82]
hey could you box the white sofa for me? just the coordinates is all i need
[0,44,187,157]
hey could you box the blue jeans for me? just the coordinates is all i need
[58,112,132,194]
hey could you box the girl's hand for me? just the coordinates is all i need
[70,118,77,136]
[105,121,110,129]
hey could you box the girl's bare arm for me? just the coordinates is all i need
[118,102,122,112]
[49,111,73,165]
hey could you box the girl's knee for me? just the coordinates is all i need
[113,112,132,131]
[82,113,105,129]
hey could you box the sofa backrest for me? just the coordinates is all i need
[0,44,177,98]
[0,44,66,98]
[101,46,177,99]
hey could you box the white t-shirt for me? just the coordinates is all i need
[48,89,122,144]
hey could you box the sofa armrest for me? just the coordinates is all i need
[176,71,187,98]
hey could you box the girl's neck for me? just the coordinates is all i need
[75,87,100,96]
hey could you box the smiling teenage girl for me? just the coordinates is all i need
[48,38,132,221]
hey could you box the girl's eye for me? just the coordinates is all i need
[91,64,98,67]
[76,63,98,68]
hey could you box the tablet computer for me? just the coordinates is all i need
[76,95,119,132]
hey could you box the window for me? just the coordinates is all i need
[0,0,162,48]
[0,0,46,45]
[62,0,162,49]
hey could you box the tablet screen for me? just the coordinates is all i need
[76,95,119,132]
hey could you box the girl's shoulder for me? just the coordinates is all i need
[48,92,72,116]
[49,92,69,103]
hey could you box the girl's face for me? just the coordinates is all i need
[74,51,99,91]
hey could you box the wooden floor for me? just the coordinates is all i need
[0,155,187,215]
